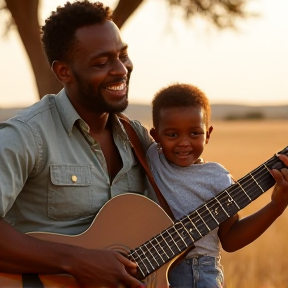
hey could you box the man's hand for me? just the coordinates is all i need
[67,248,145,288]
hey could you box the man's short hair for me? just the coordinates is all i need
[41,0,113,65]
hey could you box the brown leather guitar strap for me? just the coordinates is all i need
[118,114,175,221]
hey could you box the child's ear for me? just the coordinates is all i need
[205,126,213,144]
[150,128,159,142]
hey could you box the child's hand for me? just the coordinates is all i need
[270,154,288,212]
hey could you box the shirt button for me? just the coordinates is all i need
[71,175,78,183]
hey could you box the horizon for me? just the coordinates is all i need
[1,102,288,110]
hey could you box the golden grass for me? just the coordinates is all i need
[202,120,288,288]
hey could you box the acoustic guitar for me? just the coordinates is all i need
[0,146,287,288]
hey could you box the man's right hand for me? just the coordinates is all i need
[66,248,145,288]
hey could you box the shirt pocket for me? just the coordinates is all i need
[126,161,146,193]
[48,164,95,221]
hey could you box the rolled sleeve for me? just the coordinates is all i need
[0,120,38,217]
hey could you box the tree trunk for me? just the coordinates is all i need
[4,0,144,99]
[113,0,144,29]
[5,0,62,99]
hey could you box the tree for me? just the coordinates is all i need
[1,0,251,99]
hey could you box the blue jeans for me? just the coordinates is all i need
[168,256,224,288]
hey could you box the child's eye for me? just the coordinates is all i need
[190,132,201,136]
[166,133,177,138]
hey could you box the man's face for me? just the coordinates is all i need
[67,20,133,114]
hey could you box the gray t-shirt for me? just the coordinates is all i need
[0,89,152,235]
[146,142,233,257]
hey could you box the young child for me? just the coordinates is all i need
[146,83,288,288]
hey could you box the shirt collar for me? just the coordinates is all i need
[55,89,81,135]
[55,89,130,141]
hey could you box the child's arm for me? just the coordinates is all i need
[218,154,288,252]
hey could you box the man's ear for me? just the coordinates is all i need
[150,127,159,142]
[205,126,213,144]
[51,61,71,83]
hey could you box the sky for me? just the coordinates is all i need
[0,0,287,108]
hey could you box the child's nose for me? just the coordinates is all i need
[178,136,190,146]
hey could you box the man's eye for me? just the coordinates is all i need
[120,53,129,61]
[93,62,107,67]
[92,57,108,67]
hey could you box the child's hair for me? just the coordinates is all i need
[152,83,211,128]
[41,0,113,65]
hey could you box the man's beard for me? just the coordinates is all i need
[73,73,129,113]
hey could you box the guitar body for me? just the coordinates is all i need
[0,194,178,288]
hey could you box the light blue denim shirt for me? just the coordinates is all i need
[0,89,152,235]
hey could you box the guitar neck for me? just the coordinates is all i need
[129,146,288,279]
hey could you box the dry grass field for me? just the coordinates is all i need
[201,120,288,288]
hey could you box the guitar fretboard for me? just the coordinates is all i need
[129,146,288,278]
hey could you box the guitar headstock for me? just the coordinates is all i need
[270,146,288,170]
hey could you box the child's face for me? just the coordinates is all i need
[152,106,212,167]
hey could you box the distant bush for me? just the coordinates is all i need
[224,111,265,121]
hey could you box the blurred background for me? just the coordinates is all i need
[0,1,288,287]
[0,0,287,108]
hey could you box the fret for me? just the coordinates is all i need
[204,203,219,225]
[146,239,164,265]
[254,164,275,192]
[159,231,175,257]
[206,197,229,224]
[218,189,240,216]
[166,227,181,252]
[196,205,218,233]
[180,215,200,241]
[238,171,263,208]
[237,181,252,201]
[152,235,170,262]
[173,223,189,248]
[139,246,154,273]
[215,197,230,218]
[177,220,195,243]
[249,173,265,193]
[229,182,252,209]
[130,248,149,276]
[263,164,271,174]
[194,210,211,235]
[143,243,159,268]
[187,213,203,239]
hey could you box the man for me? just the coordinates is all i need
[0,1,287,288]
[0,1,151,287]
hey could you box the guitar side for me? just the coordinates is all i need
[0,194,177,288]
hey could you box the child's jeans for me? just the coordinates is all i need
[168,255,224,288]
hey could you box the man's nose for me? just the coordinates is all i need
[124,57,133,74]
[110,58,128,76]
